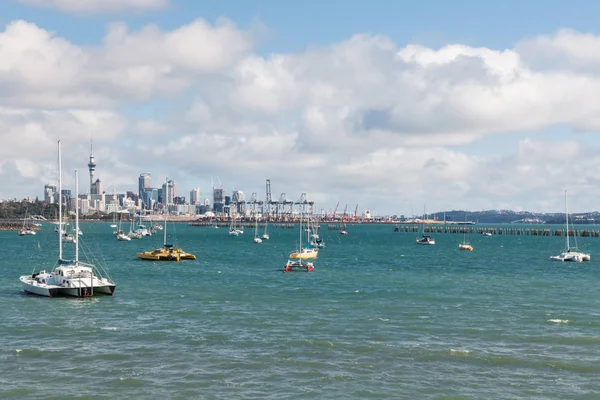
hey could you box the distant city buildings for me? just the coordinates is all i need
[38,146,316,218]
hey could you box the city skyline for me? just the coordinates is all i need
[2,1,600,214]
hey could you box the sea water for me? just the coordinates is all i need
[1,223,599,399]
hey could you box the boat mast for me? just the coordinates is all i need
[298,208,303,252]
[75,169,79,264]
[58,140,63,261]
[565,190,570,250]
[163,212,167,247]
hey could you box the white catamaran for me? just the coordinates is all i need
[20,142,116,297]
[550,190,590,262]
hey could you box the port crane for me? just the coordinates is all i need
[248,192,263,216]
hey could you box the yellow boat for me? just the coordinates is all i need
[136,215,196,261]
[288,213,318,260]
[136,245,197,261]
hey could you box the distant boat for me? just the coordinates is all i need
[458,213,473,251]
[339,223,348,235]
[285,211,315,272]
[109,211,118,228]
[482,232,492,237]
[253,214,262,244]
[18,210,36,236]
[416,205,435,245]
[228,214,244,236]
[262,216,270,240]
[137,214,196,261]
[550,190,590,262]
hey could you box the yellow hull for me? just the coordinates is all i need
[136,251,181,261]
[136,247,196,261]
[289,251,318,259]
[459,244,473,251]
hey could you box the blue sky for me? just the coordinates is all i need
[2,0,600,214]
[7,0,600,51]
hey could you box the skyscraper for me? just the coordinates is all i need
[88,140,96,195]
[139,173,151,199]
[213,187,224,213]
[190,188,201,205]
[162,179,176,205]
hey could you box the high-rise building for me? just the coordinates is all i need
[139,173,151,199]
[213,187,224,213]
[161,179,176,205]
[142,188,158,210]
[44,184,57,203]
[88,140,96,195]
[91,178,103,195]
[190,188,201,205]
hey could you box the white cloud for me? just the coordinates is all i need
[18,0,169,14]
[0,19,253,108]
[3,18,600,213]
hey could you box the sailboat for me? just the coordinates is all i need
[109,211,118,228]
[339,222,348,235]
[261,215,270,240]
[285,211,315,272]
[128,217,142,239]
[253,214,262,243]
[458,213,473,251]
[18,209,36,236]
[137,214,196,261]
[116,212,131,241]
[308,216,324,248]
[135,213,151,237]
[62,219,77,243]
[228,213,244,236]
[550,190,590,262]
[20,142,116,297]
[416,206,435,245]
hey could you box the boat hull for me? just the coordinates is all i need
[289,251,318,259]
[550,251,590,262]
[20,277,61,297]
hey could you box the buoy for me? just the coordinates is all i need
[285,266,292,272]
[307,265,314,272]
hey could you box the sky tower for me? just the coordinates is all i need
[87,140,96,195]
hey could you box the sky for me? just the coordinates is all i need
[2,0,600,215]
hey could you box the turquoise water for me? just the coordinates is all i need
[1,223,599,399]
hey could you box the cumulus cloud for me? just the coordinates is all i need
[0,19,253,108]
[17,0,169,14]
[2,18,600,212]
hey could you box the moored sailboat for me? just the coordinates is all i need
[550,190,590,262]
[137,214,196,261]
[416,206,435,245]
[285,209,315,272]
[458,213,473,251]
[253,214,262,243]
[20,143,116,298]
